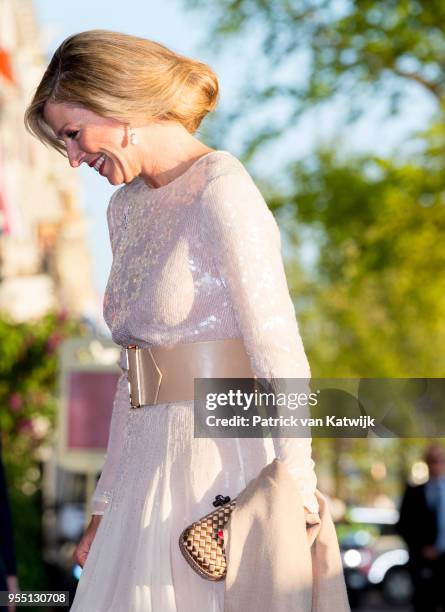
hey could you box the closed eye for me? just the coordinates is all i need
[66,130,79,139]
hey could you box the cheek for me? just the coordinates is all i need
[81,128,134,175]
[77,132,99,154]
[79,128,120,155]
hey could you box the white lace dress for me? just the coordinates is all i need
[70,150,319,612]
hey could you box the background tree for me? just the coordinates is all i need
[186,0,445,156]
[182,0,445,502]
[0,312,83,593]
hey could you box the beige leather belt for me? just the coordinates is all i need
[125,337,256,408]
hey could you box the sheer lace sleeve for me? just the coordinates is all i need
[201,171,319,514]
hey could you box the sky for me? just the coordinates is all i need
[32,0,437,300]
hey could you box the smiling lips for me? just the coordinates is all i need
[89,154,106,174]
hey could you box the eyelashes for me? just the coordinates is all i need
[66,130,79,139]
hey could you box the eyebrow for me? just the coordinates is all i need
[56,123,69,139]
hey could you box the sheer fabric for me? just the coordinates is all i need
[71,150,318,612]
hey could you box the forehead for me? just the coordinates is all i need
[43,102,97,130]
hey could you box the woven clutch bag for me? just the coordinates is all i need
[179,495,236,581]
[180,492,321,581]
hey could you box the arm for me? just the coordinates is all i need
[90,368,129,515]
[90,189,129,515]
[201,171,319,514]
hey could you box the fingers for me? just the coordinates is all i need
[73,541,89,568]
[73,520,100,568]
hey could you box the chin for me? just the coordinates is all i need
[102,165,125,186]
[108,169,135,186]
[106,171,125,186]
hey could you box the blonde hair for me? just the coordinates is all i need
[24,29,219,155]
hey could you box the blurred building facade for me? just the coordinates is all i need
[0,0,100,324]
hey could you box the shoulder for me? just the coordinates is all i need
[202,151,263,199]
[203,150,249,180]
[200,152,280,239]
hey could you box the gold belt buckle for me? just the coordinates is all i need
[125,345,163,408]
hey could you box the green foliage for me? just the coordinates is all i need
[179,0,445,501]
[282,147,445,376]
[0,311,82,488]
[0,311,83,591]
[181,0,445,378]
[182,0,445,154]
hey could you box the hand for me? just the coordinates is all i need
[421,544,440,561]
[73,515,103,568]
[6,575,19,612]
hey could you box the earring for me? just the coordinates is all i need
[129,127,138,145]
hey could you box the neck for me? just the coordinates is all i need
[137,121,214,189]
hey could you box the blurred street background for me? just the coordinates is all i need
[1,0,445,610]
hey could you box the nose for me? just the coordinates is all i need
[66,143,85,168]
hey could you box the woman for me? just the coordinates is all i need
[25,30,345,612]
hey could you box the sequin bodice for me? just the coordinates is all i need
[103,151,241,348]
[100,149,319,514]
